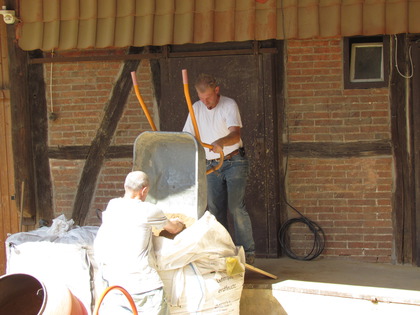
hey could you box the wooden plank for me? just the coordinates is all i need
[411,41,420,266]
[5,0,36,219]
[245,263,278,279]
[262,51,281,257]
[0,4,19,270]
[28,48,278,64]
[156,48,278,58]
[29,52,162,64]
[28,49,54,222]
[284,140,392,158]
[0,91,19,272]
[48,145,133,160]
[274,41,289,258]
[71,47,142,225]
[0,17,8,88]
[0,94,9,272]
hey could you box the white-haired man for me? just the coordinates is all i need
[94,171,185,315]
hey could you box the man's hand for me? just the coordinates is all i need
[210,127,241,154]
[210,140,224,154]
[164,218,186,234]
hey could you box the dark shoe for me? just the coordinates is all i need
[246,253,255,265]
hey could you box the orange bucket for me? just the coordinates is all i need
[0,273,87,315]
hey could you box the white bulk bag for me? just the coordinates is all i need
[153,211,238,273]
[5,216,99,314]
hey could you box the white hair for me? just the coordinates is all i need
[124,171,149,193]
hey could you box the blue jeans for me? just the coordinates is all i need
[206,154,255,254]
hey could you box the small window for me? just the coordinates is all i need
[350,43,383,82]
[344,36,389,89]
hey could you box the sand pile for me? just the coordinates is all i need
[152,213,196,239]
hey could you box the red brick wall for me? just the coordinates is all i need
[45,58,155,225]
[285,38,393,262]
[43,39,394,263]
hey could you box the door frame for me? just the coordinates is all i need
[150,40,286,257]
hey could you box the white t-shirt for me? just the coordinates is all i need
[183,95,243,160]
[94,197,168,294]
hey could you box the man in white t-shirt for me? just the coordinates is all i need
[94,171,185,315]
[183,73,255,265]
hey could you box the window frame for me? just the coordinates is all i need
[344,36,389,89]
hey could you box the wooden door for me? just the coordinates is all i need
[151,42,283,257]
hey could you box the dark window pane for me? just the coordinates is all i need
[351,44,383,82]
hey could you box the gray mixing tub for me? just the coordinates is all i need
[133,131,207,219]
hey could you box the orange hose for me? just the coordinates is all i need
[182,70,202,143]
[93,285,138,315]
[205,156,224,174]
[131,71,157,131]
[182,69,224,174]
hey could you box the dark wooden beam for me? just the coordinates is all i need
[29,53,162,64]
[262,50,282,258]
[390,34,415,264]
[28,49,54,222]
[71,47,141,225]
[48,145,133,160]
[274,40,289,258]
[5,0,36,219]
[411,40,420,267]
[149,48,278,58]
[28,48,278,64]
[283,140,392,158]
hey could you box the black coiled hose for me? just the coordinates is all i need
[278,203,325,261]
[280,128,326,260]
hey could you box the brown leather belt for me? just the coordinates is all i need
[207,149,240,162]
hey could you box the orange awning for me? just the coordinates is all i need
[15,0,420,51]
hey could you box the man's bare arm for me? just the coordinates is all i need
[211,126,241,153]
[163,218,185,234]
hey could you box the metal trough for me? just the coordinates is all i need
[133,131,207,220]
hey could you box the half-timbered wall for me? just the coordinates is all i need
[33,38,396,263]
[284,38,393,263]
[44,58,156,225]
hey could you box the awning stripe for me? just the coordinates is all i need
[15,0,420,51]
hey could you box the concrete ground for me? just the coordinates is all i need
[240,257,420,314]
